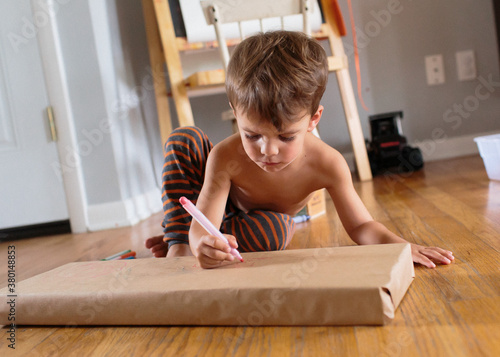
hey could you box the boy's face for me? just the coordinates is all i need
[234,106,323,173]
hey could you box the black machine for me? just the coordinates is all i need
[366,111,423,176]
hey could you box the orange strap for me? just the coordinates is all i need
[330,0,347,36]
[321,0,369,112]
[346,0,369,112]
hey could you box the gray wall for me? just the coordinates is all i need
[358,0,500,146]
[165,0,500,159]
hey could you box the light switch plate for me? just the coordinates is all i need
[456,50,476,81]
[425,54,445,86]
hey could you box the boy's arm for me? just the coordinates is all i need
[188,144,239,268]
[325,151,454,268]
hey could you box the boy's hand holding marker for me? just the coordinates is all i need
[180,197,243,268]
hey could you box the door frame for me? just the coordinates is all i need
[32,0,88,233]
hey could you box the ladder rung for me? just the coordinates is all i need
[328,55,348,71]
[185,69,226,88]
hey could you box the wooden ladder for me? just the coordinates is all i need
[141,0,372,181]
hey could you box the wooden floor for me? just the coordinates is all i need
[1,155,499,356]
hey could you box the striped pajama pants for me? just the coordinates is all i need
[161,126,295,252]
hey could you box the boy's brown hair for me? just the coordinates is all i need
[226,30,328,131]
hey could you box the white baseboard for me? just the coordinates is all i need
[341,130,500,173]
[87,188,162,231]
[411,131,491,162]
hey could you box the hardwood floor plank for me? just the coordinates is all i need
[301,327,359,357]
[354,325,422,357]
[0,326,61,356]
[25,327,89,357]
[405,185,500,251]
[451,297,500,354]
[410,325,484,356]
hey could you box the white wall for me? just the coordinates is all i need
[53,0,162,230]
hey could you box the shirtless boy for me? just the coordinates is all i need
[146,31,454,269]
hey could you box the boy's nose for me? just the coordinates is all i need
[261,140,279,156]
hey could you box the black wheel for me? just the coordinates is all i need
[400,147,424,172]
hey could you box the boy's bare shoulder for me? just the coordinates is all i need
[307,134,348,167]
[305,134,352,185]
[206,133,245,166]
[210,133,241,157]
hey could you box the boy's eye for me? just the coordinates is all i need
[279,136,295,142]
[245,134,260,141]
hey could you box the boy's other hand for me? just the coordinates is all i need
[145,234,169,258]
[194,233,239,269]
[411,244,454,269]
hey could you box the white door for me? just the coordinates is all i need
[0,0,68,229]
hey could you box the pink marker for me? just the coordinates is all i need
[179,196,244,262]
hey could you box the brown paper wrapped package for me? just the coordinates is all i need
[0,243,414,326]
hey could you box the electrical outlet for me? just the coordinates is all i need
[425,54,445,86]
[456,50,476,81]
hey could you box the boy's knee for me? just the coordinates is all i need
[164,126,206,152]
[170,126,205,139]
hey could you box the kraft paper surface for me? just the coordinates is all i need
[0,244,414,326]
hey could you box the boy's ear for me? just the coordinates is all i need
[229,102,236,117]
[307,105,323,132]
